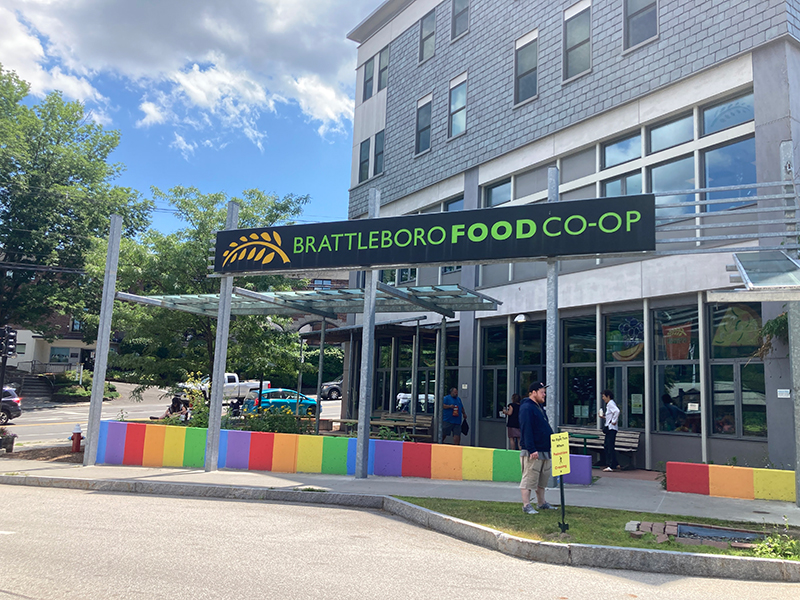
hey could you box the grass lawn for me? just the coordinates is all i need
[395,497,799,559]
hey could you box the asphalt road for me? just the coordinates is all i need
[6,383,342,448]
[1,485,795,600]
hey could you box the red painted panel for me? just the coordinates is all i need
[666,461,709,495]
[401,442,432,478]
[248,431,274,471]
[122,423,146,466]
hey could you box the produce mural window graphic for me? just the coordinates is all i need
[710,303,761,359]
[653,306,698,361]
[605,312,644,362]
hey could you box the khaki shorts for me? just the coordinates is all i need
[519,454,552,490]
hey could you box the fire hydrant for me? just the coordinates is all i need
[71,424,83,453]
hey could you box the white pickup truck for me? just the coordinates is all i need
[181,373,269,400]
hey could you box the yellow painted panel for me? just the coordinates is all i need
[461,447,493,481]
[431,445,463,480]
[753,468,796,502]
[162,426,187,468]
[296,435,323,473]
[142,424,166,467]
[272,433,299,473]
[708,464,754,499]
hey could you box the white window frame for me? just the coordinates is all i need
[419,10,436,63]
[563,0,592,82]
[623,0,658,52]
[514,29,539,106]
[451,0,469,40]
[415,94,433,155]
[448,72,468,138]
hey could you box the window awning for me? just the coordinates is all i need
[115,284,500,319]
[707,251,800,302]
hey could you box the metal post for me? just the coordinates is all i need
[596,304,603,429]
[205,201,239,472]
[506,315,515,449]
[84,214,122,466]
[297,339,304,397]
[411,323,420,425]
[314,320,326,435]
[434,321,443,443]
[644,298,653,470]
[698,291,709,464]
[789,302,800,507]
[545,167,560,431]
[356,189,380,478]
[347,331,355,419]
[439,317,447,442]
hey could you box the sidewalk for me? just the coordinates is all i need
[2,455,798,527]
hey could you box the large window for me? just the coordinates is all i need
[452,0,469,39]
[420,10,436,62]
[649,155,695,215]
[603,132,640,168]
[49,347,70,363]
[416,97,432,154]
[703,137,756,211]
[515,32,538,104]
[711,363,766,438]
[648,114,693,154]
[484,180,511,207]
[564,2,591,80]
[702,92,754,136]
[377,47,389,92]
[373,131,384,176]
[710,303,761,359]
[603,171,641,196]
[480,325,508,419]
[624,0,657,49]
[449,78,467,138]
[563,316,596,426]
[362,58,374,102]
[358,139,370,183]
[517,321,544,397]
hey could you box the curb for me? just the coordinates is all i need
[2,474,798,582]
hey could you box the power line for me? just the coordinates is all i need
[0,261,84,274]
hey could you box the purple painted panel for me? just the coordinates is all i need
[225,430,252,470]
[372,439,403,477]
[104,421,128,465]
[562,454,592,485]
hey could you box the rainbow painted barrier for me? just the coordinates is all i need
[95,420,527,482]
[666,461,797,503]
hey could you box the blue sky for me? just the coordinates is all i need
[0,0,379,232]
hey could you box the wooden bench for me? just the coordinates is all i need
[559,426,642,469]
[375,411,434,443]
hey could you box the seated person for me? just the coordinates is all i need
[659,394,685,431]
[153,396,188,420]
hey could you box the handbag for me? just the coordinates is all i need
[602,425,610,435]
[461,419,470,435]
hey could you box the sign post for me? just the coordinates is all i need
[551,431,571,533]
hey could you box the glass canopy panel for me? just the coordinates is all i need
[734,251,800,289]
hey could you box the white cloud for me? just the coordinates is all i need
[170,133,198,161]
[1,0,374,154]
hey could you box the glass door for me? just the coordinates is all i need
[605,365,645,429]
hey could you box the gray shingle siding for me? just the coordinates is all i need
[349,0,790,218]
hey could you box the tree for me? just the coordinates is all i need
[0,65,151,332]
[101,186,310,391]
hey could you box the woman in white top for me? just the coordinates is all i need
[600,390,620,471]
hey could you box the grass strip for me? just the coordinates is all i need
[395,496,798,559]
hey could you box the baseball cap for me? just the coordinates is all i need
[529,382,549,393]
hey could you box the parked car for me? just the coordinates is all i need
[180,373,268,400]
[1,387,22,425]
[396,392,435,412]
[242,388,317,416]
[320,377,343,400]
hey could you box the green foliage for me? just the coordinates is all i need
[757,311,789,359]
[234,408,312,434]
[377,426,410,441]
[755,519,800,560]
[656,461,667,489]
[302,345,344,387]
[0,64,151,331]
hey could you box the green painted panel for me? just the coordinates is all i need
[492,449,522,482]
[321,436,350,475]
[183,427,207,468]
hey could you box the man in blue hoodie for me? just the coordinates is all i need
[519,382,555,513]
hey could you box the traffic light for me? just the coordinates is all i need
[4,328,17,357]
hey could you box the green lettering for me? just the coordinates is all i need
[294,237,304,254]
[626,210,641,232]
[381,230,393,248]
[357,232,369,250]
[564,215,587,236]
[345,232,357,250]
[369,231,379,249]
[305,235,317,253]
[427,226,446,245]
[516,219,536,239]
[451,224,466,243]
[395,229,412,247]
[332,233,344,251]
[598,212,622,234]
[414,228,426,246]
[543,217,562,237]
[468,223,488,242]
[491,221,512,240]
[318,235,332,252]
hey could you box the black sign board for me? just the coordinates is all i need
[214,195,655,274]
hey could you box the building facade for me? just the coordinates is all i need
[345,0,800,469]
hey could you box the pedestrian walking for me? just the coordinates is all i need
[441,387,464,445]
[503,393,521,450]
[600,389,620,471]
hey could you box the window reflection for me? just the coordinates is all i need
[485,180,511,207]
[657,365,701,433]
[604,134,641,168]
[704,137,756,211]
[649,114,693,153]
[741,363,767,437]
[603,171,641,196]
[653,306,698,361]
[703,93,754,136]
[711,364,735,435]
[649,155,695,215]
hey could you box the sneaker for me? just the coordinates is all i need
[537,502,556,510]
[603,467,613,472]
[522,504,538,514]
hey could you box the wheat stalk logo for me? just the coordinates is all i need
[221,231,291,268]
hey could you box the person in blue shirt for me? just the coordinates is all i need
[442,387,465,445]
[519,382,556,514]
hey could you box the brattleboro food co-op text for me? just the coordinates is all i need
[214,195,656,274]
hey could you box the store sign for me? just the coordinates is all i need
[214,195,655,274]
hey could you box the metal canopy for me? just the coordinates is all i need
[115,284,500,318]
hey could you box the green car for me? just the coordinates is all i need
[242,388,317,416]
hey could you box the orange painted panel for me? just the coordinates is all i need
[708,464,754,499]
[142,424,166,467]
[271,433,298,473]
[430,444,463,480]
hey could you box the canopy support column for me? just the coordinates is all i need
[314,320,326,434]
